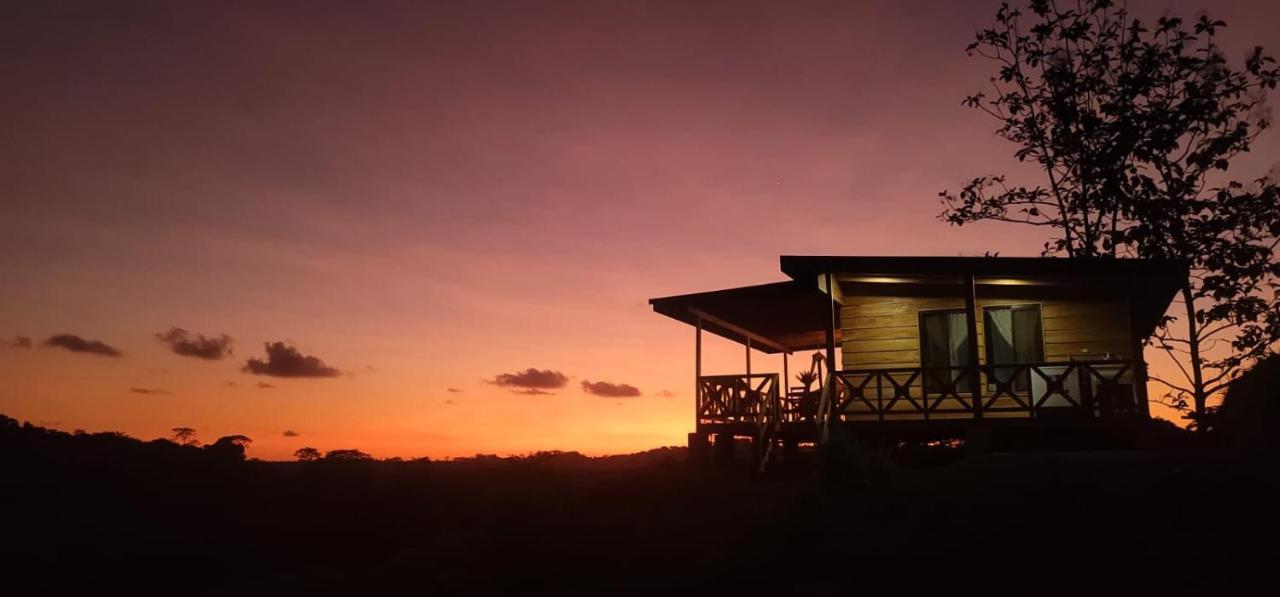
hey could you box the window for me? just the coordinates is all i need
[983,305,1045,391]
[918,309,973,392]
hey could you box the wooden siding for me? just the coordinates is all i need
[840,290,1131,371]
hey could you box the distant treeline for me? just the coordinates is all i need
[0,413,683,471]
[0,412,691,594]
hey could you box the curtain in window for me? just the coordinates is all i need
[1012,308,1043,362]
[985,306,1044,391]
[922,313,948,364]
[987,308,1017,388]
[987,309,1015,362]
[946,311,969,366]
[921,311,972,392]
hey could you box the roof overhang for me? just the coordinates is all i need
[648,281,834,354]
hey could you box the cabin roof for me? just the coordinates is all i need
[778,254,1187,281]
[649,255,1188,352]
[648,281,834,354]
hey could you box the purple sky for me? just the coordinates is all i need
[2,1,1277,458]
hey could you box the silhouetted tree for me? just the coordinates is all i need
[941,0,1280,428]
[324,449,373,461]
[294,447,322,461]
[171,427,199,446]
[205,435,252,460]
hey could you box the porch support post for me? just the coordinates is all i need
[695,314,703,429]
[745,337,752,376]
[823,272,838,377]
[963,274,984,420]
[783,352,789,398]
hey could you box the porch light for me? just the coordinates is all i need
[979,277,1038,286]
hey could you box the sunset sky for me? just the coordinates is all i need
[3,0,1278,460]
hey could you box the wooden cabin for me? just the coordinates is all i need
[649,256,1187,459]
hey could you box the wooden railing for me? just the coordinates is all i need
[832,360,1140,422]
[696,360,1138,430]
[696,374,780,426]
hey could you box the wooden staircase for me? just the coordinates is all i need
[757,354,832,473]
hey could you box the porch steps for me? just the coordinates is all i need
[758,375,834,473]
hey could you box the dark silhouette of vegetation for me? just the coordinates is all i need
[171,426,198,446]
[324,448,374,461]
[206,434,253,460]
[941,0,1280,429]
[294,446,322,461]
[1212,354,1280,453]
[1,413,1271,593]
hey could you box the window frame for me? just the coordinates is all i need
[981,303,1046,392]
[981,303,1046,366]
[917,307,973,393]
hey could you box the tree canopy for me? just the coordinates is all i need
[941,0,1280,427]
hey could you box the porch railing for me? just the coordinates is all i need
[696,374,779,426]
[833,359,1139,422]
[696,360,1139,428]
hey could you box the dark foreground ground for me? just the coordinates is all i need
[2,419,1277,595]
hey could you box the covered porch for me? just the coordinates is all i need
[649,280,837,439]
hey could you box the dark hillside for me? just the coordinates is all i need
[1,414,1274,595]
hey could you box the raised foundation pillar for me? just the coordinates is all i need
[783,437,800,464]
[687,432,709,464]
[714,432,734,465]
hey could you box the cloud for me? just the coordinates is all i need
[655,389,675,398]
[444,399,456,405]
[223,381,240,387]
[10,335,32,348]
[447,387,462,393]
[257,381,274,389]
[129,387,168,395]
[44,334,122,357]
[581,380,642,398]
[488,368,568,394]
[242,342,340,378]
[154,327,233,360]
[282,430,299,437]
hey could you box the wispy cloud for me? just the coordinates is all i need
[489,368,568,394]
[155,327,233,360]
[243,342,340,378]
[129,387,168,395]
[581,380,642,398]
[282,430,299,437]
[9,335,32,348]
[44,334,122,357]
